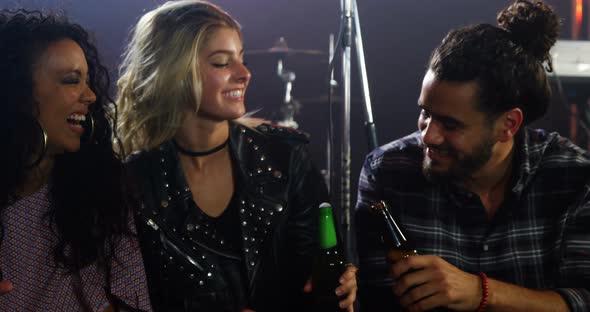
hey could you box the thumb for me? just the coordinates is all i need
[303,278,312,293]
[0,280,14,295]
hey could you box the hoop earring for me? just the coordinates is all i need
[27,119,48,168]
[83,113,95,144]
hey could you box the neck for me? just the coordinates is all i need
[174,112,230,168]
[463,139,515,197]
[19,156,54,197]
[461,139,515,219]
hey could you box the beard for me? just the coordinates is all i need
[422,134,495,183]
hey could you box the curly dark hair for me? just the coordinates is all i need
[428,0,560,125]
[0,9,134,311]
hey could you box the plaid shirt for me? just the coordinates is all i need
[355,128,590,312]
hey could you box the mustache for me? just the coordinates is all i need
[424,144,457,157]
[424,144,450,152]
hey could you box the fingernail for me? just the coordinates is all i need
[335,289,342,296]
[339,278,345,284]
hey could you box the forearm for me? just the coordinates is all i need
[488,278,569,312]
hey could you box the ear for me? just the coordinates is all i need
[496,108,523,142]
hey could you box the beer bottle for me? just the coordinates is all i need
[370,201,430,310]
[370,200,418,262]
[312,202,346,312]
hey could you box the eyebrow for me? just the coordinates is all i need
[418,103,465,127]
[55,69,86,79]
[207,49,244,58]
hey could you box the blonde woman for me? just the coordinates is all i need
[118,1,357,311]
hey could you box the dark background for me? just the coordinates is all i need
[3,0,578,207]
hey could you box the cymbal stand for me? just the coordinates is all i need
[276,58,301,129]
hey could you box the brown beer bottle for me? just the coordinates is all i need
[370,201,433,310]
[369,200,418,261]
[312,202,346,312]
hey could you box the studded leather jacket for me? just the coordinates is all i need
[127,122,329,312]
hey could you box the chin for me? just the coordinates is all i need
[228,106,246,118]
[67,146,81,153]
[423,168,450,183]
[198,108,245,121]
[422,160,451,182]
[63,141,82,153]
[232,111,246,120]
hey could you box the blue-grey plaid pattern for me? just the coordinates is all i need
[355,128,590,311]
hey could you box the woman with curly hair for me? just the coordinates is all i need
[0,10,151,311]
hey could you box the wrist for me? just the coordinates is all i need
[477,272,489,312]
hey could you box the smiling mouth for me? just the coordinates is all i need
[66,113,86,129]
[427,147,449,157]
[222,89,244,100]
[426,147,456,165]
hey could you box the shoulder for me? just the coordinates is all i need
[233,121,310,147]
[527,128,590,168]
[230,122,313,180]
[124,142,174,176]
[124,150,149,165]
[124,150,154,184]
[124,149,155,168]
[364,131,424,172]
[256,123,310,145]
[524,129,590,199]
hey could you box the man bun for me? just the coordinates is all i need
[497,0,560,62]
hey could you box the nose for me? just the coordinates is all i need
[420,118,444,146]
[82,84,97,106]
[233,61,251,84]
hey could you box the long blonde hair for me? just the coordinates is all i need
[117,0,240,154]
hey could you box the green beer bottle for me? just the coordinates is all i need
[312,202,346,312]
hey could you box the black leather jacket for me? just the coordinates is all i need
[127,122,328,312]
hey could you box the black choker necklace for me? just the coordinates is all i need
[173,138,229,157]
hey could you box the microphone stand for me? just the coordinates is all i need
[331,0,378,262]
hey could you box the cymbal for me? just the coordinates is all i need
[299,95,360,103]
[246,47,325,56]
[246,37,325,56]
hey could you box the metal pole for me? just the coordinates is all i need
[353,0,378,150]
[341,0,353,260]
[325,34,336,193]
[332,0,378,262]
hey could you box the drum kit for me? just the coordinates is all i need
[246,0,375,261]
[245,36,326,129]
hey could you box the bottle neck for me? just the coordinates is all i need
[318,207,338,250]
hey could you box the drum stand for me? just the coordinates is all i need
[276,57,301,129]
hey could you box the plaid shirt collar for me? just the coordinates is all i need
[513,128,545,198]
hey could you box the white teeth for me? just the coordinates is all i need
[67,114,86,122]
[430,148,448,156]
[224,90,243,98]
